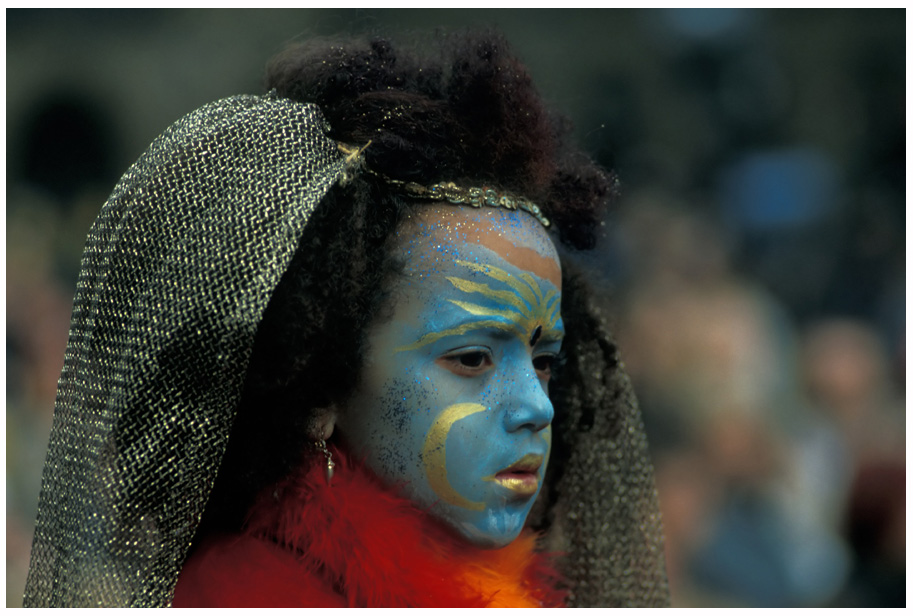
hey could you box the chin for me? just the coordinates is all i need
[450,510,528,549]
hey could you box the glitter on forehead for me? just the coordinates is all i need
[398,205,561,289]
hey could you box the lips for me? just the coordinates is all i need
[489,453,543,497]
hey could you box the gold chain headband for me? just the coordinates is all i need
[337,142,551,228]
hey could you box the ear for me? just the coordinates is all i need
[306,405,338,441]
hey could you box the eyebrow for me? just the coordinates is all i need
[395,319,523,352]
[395,317,564,353]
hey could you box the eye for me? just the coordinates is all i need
[532,354,556,381]
[458,351,487,368]
[532,351,565,383]
[437,348,494,377]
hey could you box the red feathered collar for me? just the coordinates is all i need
[173,447,565,607]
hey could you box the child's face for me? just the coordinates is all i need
[335,205,562,548]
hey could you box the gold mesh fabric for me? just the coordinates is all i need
[23,93,667,607]
[548,296,669,607]
[23,94,347,607]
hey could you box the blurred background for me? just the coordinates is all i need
[6,8,905,607]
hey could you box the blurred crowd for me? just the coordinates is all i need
[601,9,905,606]
[611,196,905,606]
[6,9,905,607]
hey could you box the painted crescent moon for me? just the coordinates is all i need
[421,402,487,511]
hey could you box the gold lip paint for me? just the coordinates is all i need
[483,453,543,497]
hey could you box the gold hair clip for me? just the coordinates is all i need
[336,142,551,228]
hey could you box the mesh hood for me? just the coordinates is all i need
[23,94,347,606]
[23,93,667,607]
[543,282,669,606]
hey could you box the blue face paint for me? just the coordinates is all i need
[335,206,563,548]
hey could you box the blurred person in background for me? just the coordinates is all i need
[800,319,904,466]
[615,197,851,606]
[796,319,905,607]
[616,199,903,607]
[835,460,905,607]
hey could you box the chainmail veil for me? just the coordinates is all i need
[24,95,668,606]
[23,94,347,607]
[541,266,669,607]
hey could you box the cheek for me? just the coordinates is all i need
[443,410,500,480]
[359,366,439,479]
[363,364,494,494]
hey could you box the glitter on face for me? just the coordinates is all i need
[334,206,563,548]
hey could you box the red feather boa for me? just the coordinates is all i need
[173,448,565,607]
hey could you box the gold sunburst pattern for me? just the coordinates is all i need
[397,260,560,352]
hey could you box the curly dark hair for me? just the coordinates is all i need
[199,31,621,538]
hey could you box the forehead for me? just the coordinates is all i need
[397,206,561,288]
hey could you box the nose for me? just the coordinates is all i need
[502,360,554,433]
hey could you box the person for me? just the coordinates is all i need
[23,32,668,607]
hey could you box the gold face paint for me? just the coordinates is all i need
[397,260,561,352]
[481,453,544,497]
[421,403,487,511]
